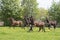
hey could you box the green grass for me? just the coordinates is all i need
[0,27,60,40]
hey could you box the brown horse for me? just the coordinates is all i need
[47,21,57,30]
[45,18,57,30]
[34,21,45,32]
[8,17,23,27]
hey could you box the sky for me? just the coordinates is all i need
[37,0,59,9]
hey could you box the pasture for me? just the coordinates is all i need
[0,27,60,40]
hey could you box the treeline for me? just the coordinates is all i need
[0,0,60,26]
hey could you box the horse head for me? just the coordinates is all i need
[8,17,15,23]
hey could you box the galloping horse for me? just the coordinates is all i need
[45,18,57,30]
[27,16,45,32]
[34,21,45,32]
[8,17,23,27]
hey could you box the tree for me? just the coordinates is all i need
[21,0,38,18]
[0,0,21,26]
[0,0,2,19]
[48,0,60,23]
[35,8,48,21]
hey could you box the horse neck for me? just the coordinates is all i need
[46,19,49,23]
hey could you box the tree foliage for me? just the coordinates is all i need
[48,0,60,23]
[0,0,21,25]
[21,0,38,17]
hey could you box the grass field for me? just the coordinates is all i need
[0,27,60,40]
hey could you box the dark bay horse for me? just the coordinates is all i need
[45,18,57,30]
[34,21,45,32]
[23,16,30,27]
[8,17,23,27]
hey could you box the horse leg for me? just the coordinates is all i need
[19,24,21,27]
[21,24,26,30]
[9,24,13,28]
[30,25,33,31]
[42,26,45,32]
[54,24,56,30]
[29,24,33,32]
[24,24,26,27]
[12,24,16,29]
[13,25,15,29]
[18,23,22,27]
[39,26,41,32]
[48,24,50,30]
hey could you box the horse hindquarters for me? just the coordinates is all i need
[19,21,23,27]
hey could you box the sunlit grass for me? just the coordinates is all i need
[0,27,60,40]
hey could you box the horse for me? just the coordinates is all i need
[45,18,57,30]
[27,16,45,32]
[23,16,30,27]
[8,17,23,27]
[34,21,45,32]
